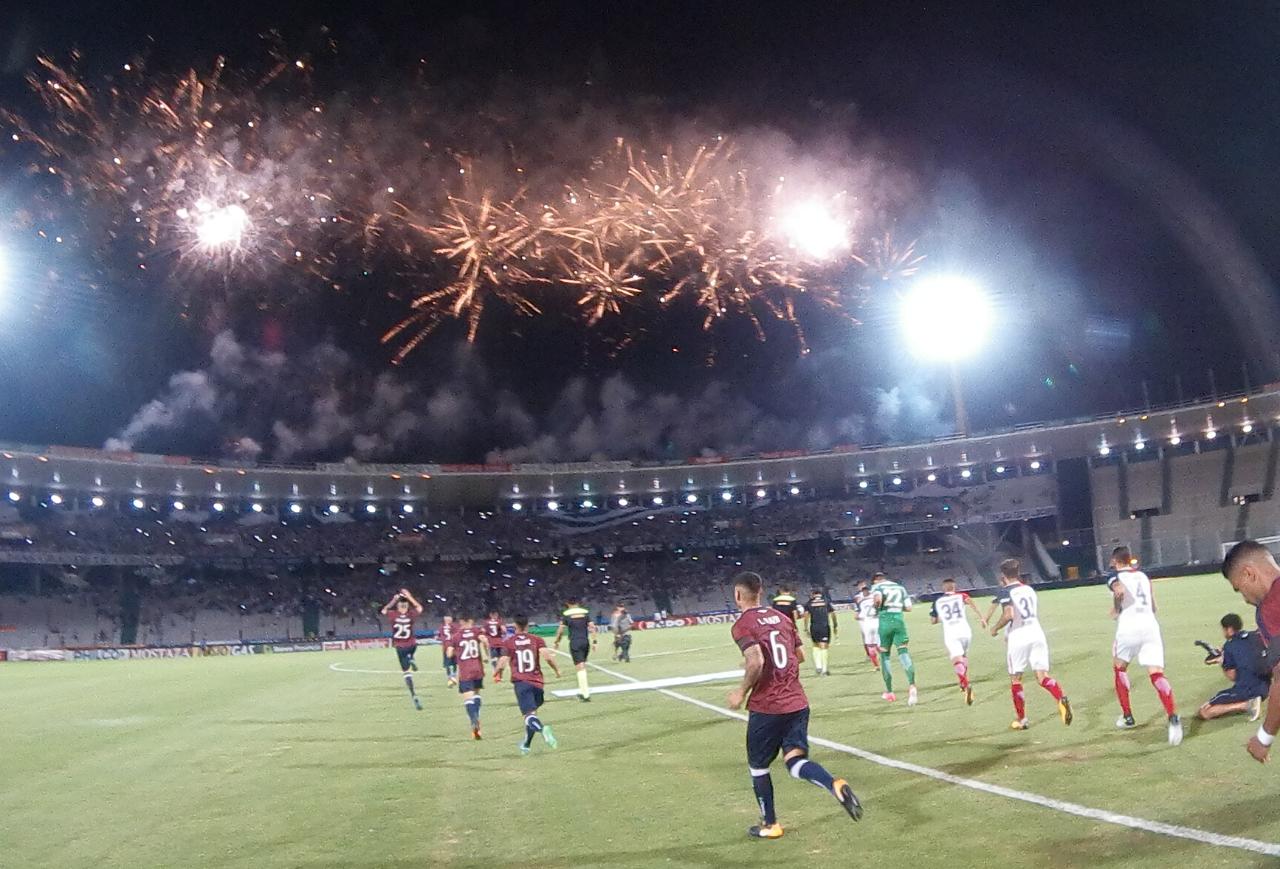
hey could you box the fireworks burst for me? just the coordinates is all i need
[2,49,921,360]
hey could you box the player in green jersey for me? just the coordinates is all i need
[871,572,918,706]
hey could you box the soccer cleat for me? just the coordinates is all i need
[882,692,896,702]
[447,677,457,687]
[1116,715,1137,729]
[832,779,863,822]
[907,685,918,707]
[1010,718,1030,731]
[1250,697,1263,722]
[747,823,784,840]
[412,696,423,711]
[1058,697,1073,726]
[964,685,974,706]
[579,695,591,703]
[1167,714,1183,747]
[518,742,531,756]
[542,724,558,749]
[472,725,482,741]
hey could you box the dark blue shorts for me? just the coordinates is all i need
[395,646,417,671]
[746,707,810,771]
[514,681,545,714]
[458,678,484,694]
[1208,686,1263,706]
[570,643,591,664]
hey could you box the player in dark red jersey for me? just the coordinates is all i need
[447,616,490,740]
[495,614,562,755]
[483,610,507,681]
[438,615,458,686]
[380,588,424,710]
[728,571,862,840]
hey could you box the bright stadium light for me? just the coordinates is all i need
[581,499,595,510]
[926,472,937,482]
[721,491,734,502]
[685,493,699,504]
[756,488,768,499]
[617,497,629,508]
[510,501,523,512]
[960,469,972,479]
[1029,461,1041,471]
[1134,439,1146,451]
[546,500,560,512]
[365,503,379,514]
[1206,428,1217,440]
[327,503,341,514]
[193,203,249,250]
[172,500,185,511]
[994,465,1006,474]
[49,493,63,505]
[1170,434,1182,445]
[132,497,146,510]
[401,503,414,514]
[90,496,105,508]
[1243,422,1254,434]
[788,485,801,496]
[7,491,20,503]
[251,502,264,513]
[289,502,303,514]
[652,496,664,506]
[901,275,992,361]
[890,477,902,486]
[858,480,869,490]
[212,501,225,512]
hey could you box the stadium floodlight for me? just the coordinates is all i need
[49,493,63,505]
[401,503,414,514]
[926,472,937,482]
[327,503,341,514]
[1243,422,1254,434]
[788,485,801,496]
[90,495,105,508]
[994,465,1005,474]
[250,502,264,513]
[581,499,594,510]
[365,503,379,514]
[510,501,523,512]
[1061,539,1071,546]
[1134,440,1146,451]
[890,477,902,486]
[721,490,734,502]
[960,469,972,479]
[1029,460,1041,471]
[1170,434,1182,445]
[289,503,303,514]
[858,480,869,489]
[652,496,664,506]
[132,497,146,510]
[546,500,560,512]
[194,203,249,250]
[172,500,185,511]
[6,491,19,503]
[212,501,225,512]
[1206,428,1217,440]
[755,488,768,499]
[901,275,992,361]
[617,497,629,508]
[1099,445,1111,456]
[685,493,699,504]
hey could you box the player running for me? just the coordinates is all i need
[554,598,597,702]
[871,572,917,705]
[438,614,458,686]
[771,587,800,622]
[853,581,881,669]
[448,616,490,740]
[990,559,1072,730]
[930,577,986,705]
[801,589,837,676]
[496,614,563,755]
[380,588,424,710]
[1107,547,1182,745]
[727,571,862,840]
[483,610,507,681]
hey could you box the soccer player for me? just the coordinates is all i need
[727,571,862,840]
[1198,613,1268,722]
[990,558,1072,730]
[1107,547,1182,745]
[380,588,424,710]
[554,598,597,702]
[771,586,799,622]
[438,614,458,686]
[496,614,562,755]
[871,572,917,705]
[483,610,507,680]
[1220,540,1280,763]
[853,581,880,669]
[801,589,837,676]
[930,577,986,705]
[448,616,490,739]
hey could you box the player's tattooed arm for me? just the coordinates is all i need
[728,645,765,710]
[1109,581,1125,618]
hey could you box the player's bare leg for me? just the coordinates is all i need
[402,667,422,711]
[1112,657,1136,728]
[575,661,591,701]
[1147,666,1182,745]
[1008,673,1029,730]
[1198,699,1254,720]
[1035,668,1072,726]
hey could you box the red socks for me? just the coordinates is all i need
[1038,677,1065,701]
[953,659,969,689]
[1114,667,1133,717]
[867,646,879,667]
[1150,672,1176,716]
[1010,683,1026,719]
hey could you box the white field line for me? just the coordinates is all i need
[549,669,743,697]
[558,653,1280,859]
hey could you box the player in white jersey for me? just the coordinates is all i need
[1108,546,1182,745]
[989,558,1072,731]
[930,577,986,705]
[853,582,881,669]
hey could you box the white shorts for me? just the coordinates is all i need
[860,620,879,646]
[943,629,972,660]
[1114,621,1165,668]
[1006,627,1050,674]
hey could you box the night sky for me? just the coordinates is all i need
[0,2,1276,462]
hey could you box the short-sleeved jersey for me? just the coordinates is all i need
[855,592,877,621]
[872,580,910,614]
[561,605,592,645]
[438,620,457,649]
[453,626,487,682]
[483,616,506,647]
[388,610,419,649]
[1257,578,1280,671]
[505,632,548,687]
[771,592,799,621]
[1110,569,1158,628]
[806,595,832,633]
[931,592,971,631]
[731,607,808,715]
[995,582,1040,633]
[1223,630,1271,697]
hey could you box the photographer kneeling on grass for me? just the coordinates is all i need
[1197,613,1269,722]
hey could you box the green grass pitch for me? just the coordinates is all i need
[2,575,1278,868]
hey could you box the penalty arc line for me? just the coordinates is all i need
[564,653,1280,859]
